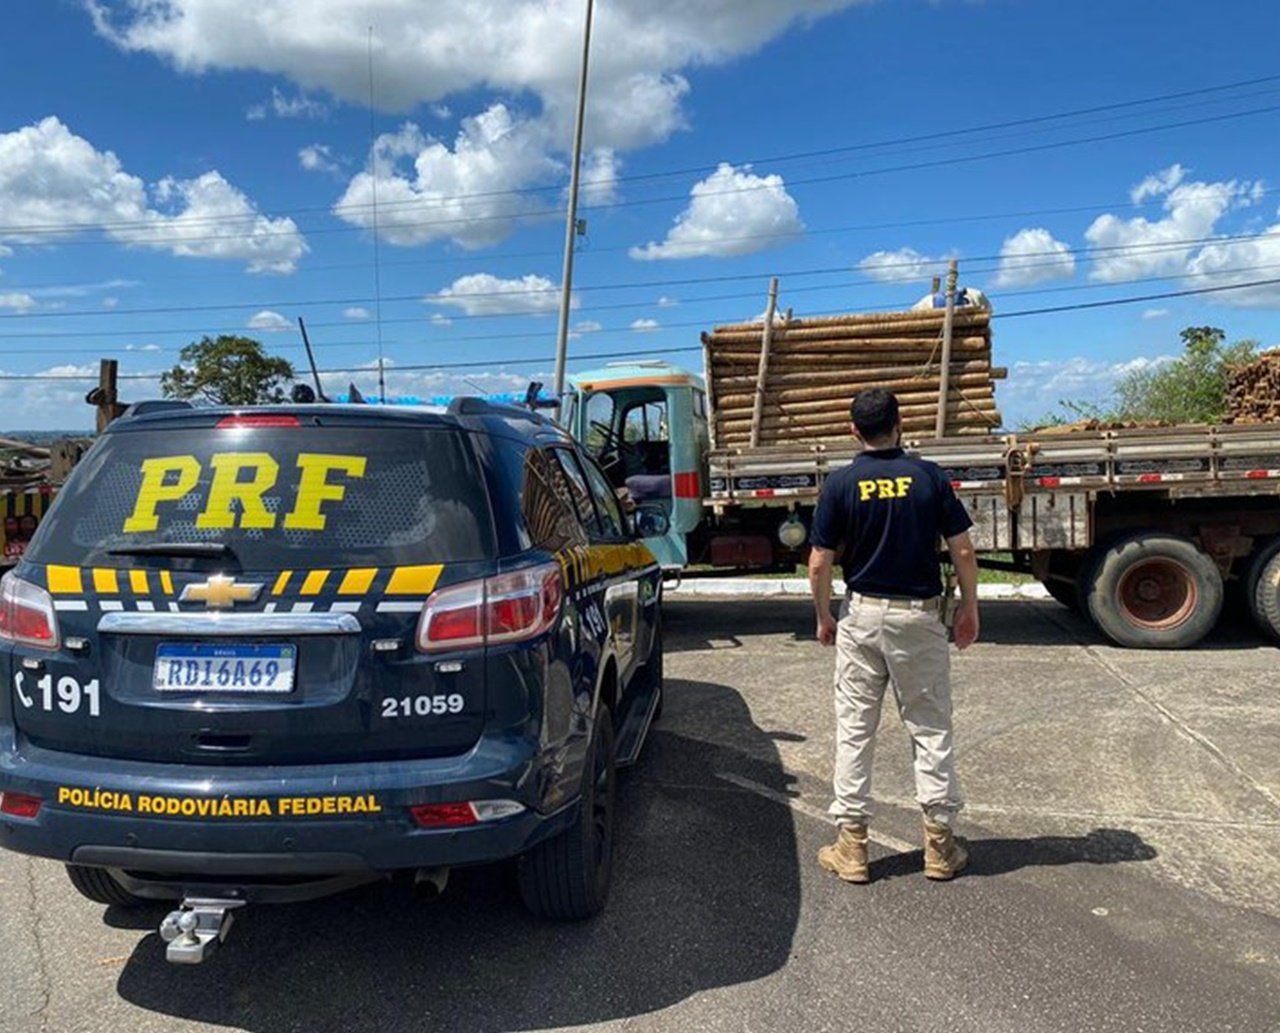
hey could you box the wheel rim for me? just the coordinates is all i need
[1116,558,1198,630]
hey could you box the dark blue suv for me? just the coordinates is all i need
[0,399,665,943]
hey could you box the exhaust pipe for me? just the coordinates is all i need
[412,867,450,902]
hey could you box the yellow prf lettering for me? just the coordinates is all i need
[284,454,367,531]
[858,476,915,501]
[196,452,280,530]
[123,455,201,532]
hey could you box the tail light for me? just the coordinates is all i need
[417,562,563,653]
[409,800,526,828]
[0,574,60,650]
[0,792,42,819]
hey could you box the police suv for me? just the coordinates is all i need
[0,399,666,961]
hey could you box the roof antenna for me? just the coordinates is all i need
[296,317,329,402]
[367,25,388,404]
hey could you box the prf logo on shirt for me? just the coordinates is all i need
[858,476,914,502]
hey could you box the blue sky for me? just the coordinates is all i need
[1,0,1278,430]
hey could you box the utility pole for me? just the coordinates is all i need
[552,0,596,420]
[935,259,959,439]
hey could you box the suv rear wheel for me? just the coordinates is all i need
[518,704,616,920]
[65,864,147,908]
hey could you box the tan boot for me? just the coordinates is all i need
[818,824,870,883]
[923,819,968,880]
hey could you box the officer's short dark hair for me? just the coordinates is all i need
[850,388,900,440]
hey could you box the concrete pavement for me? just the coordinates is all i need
[1,598,1277,1032]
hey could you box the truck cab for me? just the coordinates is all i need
[564,364,710,570]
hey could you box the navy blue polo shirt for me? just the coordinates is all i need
[810,447,973,599]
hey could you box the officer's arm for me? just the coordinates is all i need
[809,546,838,646]
[946,530,980,649]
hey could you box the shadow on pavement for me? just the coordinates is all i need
[870,827,1158,882]
[114,679,800,1033]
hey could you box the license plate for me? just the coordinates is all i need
[154,644,296,693]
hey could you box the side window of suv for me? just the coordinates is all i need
[548,448,602,537]
[580,454,628,540]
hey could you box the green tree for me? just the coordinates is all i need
[161,336,294,406]
[1111,326,1256,424]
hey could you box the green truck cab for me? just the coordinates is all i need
[564,364,710,571]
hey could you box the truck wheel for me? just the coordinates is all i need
[65,864,147,908]
[518,704,616,920]
[1245,539,1280,643]
[1084,533,1223,649]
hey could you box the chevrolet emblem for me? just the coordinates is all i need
[180,575,263,610]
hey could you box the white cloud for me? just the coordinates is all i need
[579,148,620,207]
[298,144,342,176]
[430,273,570,316]
[657,296,678,308]
[630,163,803,261]
[1085,165,1260,283]
[333,108,561,249]
[1130,164,1187,204]
[1141,308,1170,320]
[247,309,291,332]
[123,343,162,352]
[0,363,164,432]
[342,306,370,320]
[630,318,660,332]
[429,313,452,327]
[992,228,1075,288]
[0,292,36,312]
[1000,354,1174,426]
[1183,225,1280,308]
[247,86,327,121]
[88,2,866,152]
[0,117,307,274]
[569,320,603,339]
[857,247,952,283]
[102,296,119,309]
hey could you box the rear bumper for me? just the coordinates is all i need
[0,727,576,883]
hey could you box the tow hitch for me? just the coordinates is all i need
[158,898,246,964]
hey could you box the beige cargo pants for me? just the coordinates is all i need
[830,595,963,827]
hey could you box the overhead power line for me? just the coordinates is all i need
[2,227,1277,324]
[1,94,1278,252]
[4,275,1278,382]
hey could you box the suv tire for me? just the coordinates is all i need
[519,703,616,920]
[65,864,147,908]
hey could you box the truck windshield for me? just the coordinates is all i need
[25,426,495,569]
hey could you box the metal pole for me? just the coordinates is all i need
[552,0,596,420]
[935,259,959,439]
[749,278,780,448]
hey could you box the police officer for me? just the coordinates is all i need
[808,388,980,883]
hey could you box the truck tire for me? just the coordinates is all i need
[518,704,616,920]
[1083,533,1223,649]
[64,864,147,908]
[1245,539,1280,643]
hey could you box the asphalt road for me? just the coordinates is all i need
[2,598,1278,1033]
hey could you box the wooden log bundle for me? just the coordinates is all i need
[1226,351,1280,424]
[703,306,1003,447]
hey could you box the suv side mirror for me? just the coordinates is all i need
[633,507,670,539]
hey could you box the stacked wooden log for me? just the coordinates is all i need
[1225,351,1280,424]
[702,307,1004,447]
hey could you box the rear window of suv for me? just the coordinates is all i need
[25,425,495,569]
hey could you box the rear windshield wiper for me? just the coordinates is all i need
[107,542,235,559]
